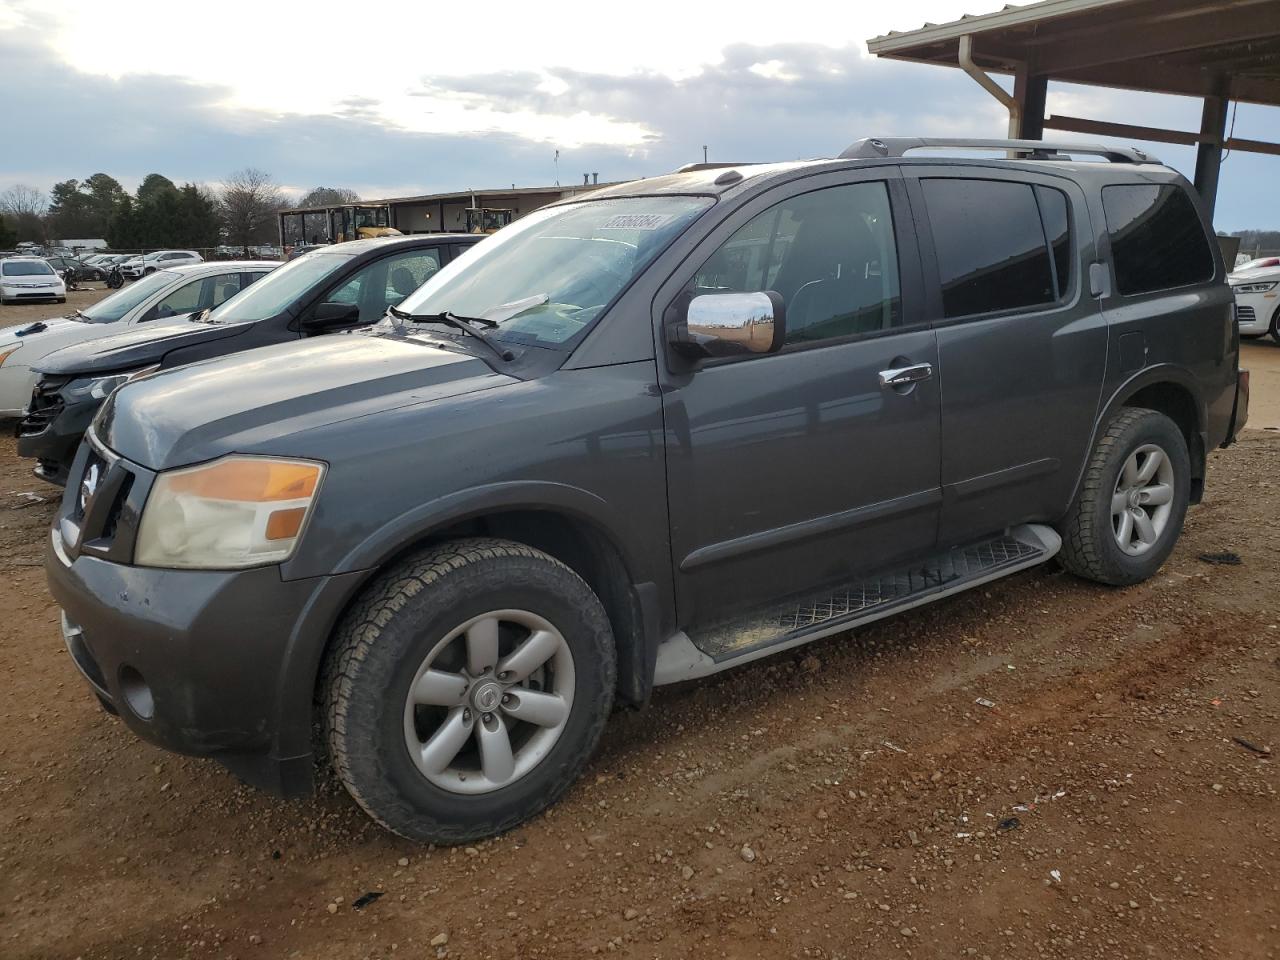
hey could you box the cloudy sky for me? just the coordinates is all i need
[1,0,1276,230]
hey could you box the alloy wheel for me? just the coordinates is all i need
[402,609,575,795]
[1111,442,1175,556]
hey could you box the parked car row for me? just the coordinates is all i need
[17,140,1252,846]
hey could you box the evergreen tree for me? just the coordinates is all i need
[175,184,220,248]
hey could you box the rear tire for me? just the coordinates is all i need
[324,537,616,844]
[1057,407,1190,586]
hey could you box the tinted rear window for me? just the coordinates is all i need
[923,179,1069,319]
[1102,184,1214,295]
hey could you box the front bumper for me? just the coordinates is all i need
[15,388,96,487]
[45,440,366,796]
[1234,290,1277,335]
[1,283,64,301]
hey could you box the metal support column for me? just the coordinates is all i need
[1014,70,1048,140]
[1194,91,1228,222]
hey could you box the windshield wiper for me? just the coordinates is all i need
[387,306,514,363]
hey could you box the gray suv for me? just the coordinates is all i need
[46,138,1249,843]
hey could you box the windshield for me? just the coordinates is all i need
[2,261,55,277]
[78,270,179,322]
[392,196,713,349]
[207,249,353,324]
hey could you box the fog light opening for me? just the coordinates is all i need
[119,665,155,720]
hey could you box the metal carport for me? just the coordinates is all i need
[867,0,1280,220]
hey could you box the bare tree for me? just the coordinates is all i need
[218,168,283,248]
[0,183,47,218]
[297,186,361,208]
[0,184,50,242]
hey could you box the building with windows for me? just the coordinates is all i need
[277,181,624,249]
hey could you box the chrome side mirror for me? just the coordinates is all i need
[669,291,786,359]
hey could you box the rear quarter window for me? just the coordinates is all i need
[1102,184,1215,296]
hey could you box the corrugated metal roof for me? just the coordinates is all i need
[866,0,1280,107]
[868,0,1137,51]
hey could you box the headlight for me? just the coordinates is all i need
[1232,281,1277,294]
[64,365,160,402]
[135,456,325,569]
[0,346,20,367]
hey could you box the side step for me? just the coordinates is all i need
[653,524,1060,685]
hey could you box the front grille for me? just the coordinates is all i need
[1236,304,1257,323]
[16,376,70,438]
[65,436,139,561]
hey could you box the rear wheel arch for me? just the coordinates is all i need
[1118,380,1204,502]
[1071,371,1206,510]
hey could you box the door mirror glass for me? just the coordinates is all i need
[670,291,786,359]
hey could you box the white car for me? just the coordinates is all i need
[1229,260,1280,340]
[0,260,278,415]
[1,258,67,305]
[120,249,204,279]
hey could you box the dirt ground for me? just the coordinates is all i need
[0,291,1276,960]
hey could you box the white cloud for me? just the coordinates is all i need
[11,0,1004,145]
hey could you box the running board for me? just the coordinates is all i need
[653,524,1060,685]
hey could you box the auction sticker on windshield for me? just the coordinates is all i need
[599,214,675,231]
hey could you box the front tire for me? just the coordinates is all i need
[1269,304,1280,344]
[324,537,616,844]
[1057,407,1190,585]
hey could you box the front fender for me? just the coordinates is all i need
[330,479,649,583]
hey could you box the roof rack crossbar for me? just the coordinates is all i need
[840,137,1157,164]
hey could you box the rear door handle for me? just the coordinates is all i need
[879,363,933,388]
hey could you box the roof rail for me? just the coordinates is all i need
[840,137,1158,164]
[674,162,760,173]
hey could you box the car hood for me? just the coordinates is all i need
[97,333,514,471]
[35,318,254,375]
[0,317,81,352]
[1228,266,1280,283]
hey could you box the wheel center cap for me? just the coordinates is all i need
[471,680,504,712]
[1128,488,1143,508]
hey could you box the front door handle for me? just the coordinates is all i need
[879,362,933,388]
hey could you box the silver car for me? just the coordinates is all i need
[0,260,278,415]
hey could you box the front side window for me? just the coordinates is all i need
[1103,184,1214,296]
[151,278,207,319]
[688,181,902,345]
[923,178,1070,319]
[210,272,244,306]
[393,196,713,349]
[324,248,443,323]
